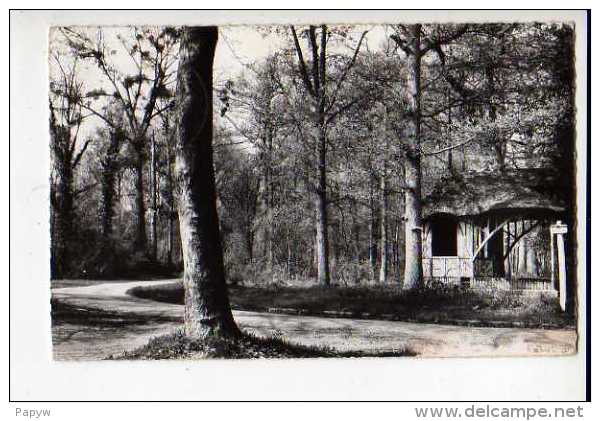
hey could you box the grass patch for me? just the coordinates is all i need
[128,281,575,329]
[110,329,416,360]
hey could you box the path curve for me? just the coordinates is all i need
[52,280,577,360]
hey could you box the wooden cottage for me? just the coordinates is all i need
[421,169,568,291]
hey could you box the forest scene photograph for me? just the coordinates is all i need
[48,21,580,361]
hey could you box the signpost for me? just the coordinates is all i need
[550,221,568,311]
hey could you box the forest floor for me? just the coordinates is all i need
[51,280,577,360]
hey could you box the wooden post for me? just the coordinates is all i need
[557,234,567,311]
[550,221,568,311]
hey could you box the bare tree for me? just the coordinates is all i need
[60,26,179,256]
[289,25,367,286]
[49,57,92,278]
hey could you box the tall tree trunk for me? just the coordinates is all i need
[394,218,402,283]
[51,156,74,278]
[314,26,331,286]
[99,127,122,265]
[165,125,175,269]
[174,26,239,338]
[256,139,273,271]
[290,24,331,286]
[149,132,158,262]
[354,220,361,267]
[379,171,388,283]
[368,174,377,281]
[315,123,330,285]
[246,229,254,264]
[403,24,424,290]
[133,142,147,254]
[49,111,75,278]
[167,211,174,267]
[99,170,115,243]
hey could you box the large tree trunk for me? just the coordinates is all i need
[403,24,424,290]
[174,26,240,339]
[404,157,423,289]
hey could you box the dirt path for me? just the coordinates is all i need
[51,280,577,360]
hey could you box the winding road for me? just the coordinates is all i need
[51,280,577,360]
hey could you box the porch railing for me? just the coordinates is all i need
[422,257,499,278]
[422,257,474,278]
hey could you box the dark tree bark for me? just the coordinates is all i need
[174,26,239,338]
[50,129,75,278]
[552,25,576,315]
[49,98,89,278]
[99,126,124,257]
[132,141,148,254]
[161,117,177,269]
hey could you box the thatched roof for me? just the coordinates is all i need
[423,168,568,219]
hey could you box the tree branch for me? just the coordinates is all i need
[290,26,316,97]
[325,30,368,114]
[421,137,473,156]
[72,137,92,169]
